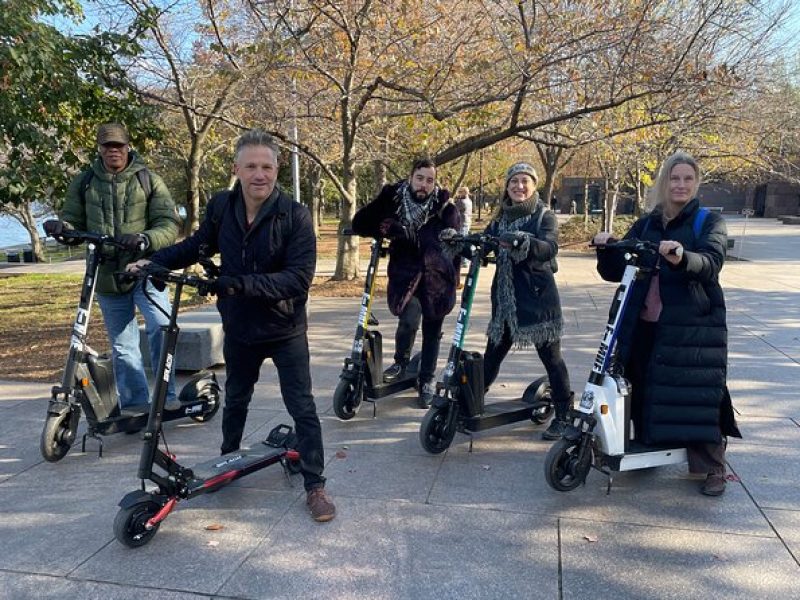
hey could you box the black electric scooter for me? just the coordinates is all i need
[419,232,552,454]
[333,232,422,419]
[40,230,220,462]
[113,265,300,548]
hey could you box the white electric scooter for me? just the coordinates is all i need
[544,238,687,493]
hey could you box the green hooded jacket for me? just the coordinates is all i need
[60,152,180,294]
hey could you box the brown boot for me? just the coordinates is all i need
[307,487,336,522]
[701,473,726,496]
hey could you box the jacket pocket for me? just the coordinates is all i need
[689,280,711,314]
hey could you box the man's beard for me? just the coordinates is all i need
[412,188,428,201]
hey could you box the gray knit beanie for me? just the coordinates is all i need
[505,162,539,186]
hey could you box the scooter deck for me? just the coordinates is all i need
[462,400,535,432]
[604,442,687,472]
[186,444,288,494]
[90,401,208,436]
[367,375,418,399]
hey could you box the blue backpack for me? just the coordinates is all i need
[641,207,709,243]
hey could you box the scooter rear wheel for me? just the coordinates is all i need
[114,500,162,548]
[544,438,591,492]
[419,405,457,454]
[333,378,363,420]
[523,377,553,424]
[40,412,74,462]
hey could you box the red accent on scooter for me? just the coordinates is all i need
[146,497,177,529]
[285,449,300,461]
[203,470,239,489]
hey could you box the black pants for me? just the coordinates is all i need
[221,333,325,492]
[394,296,444,383]
[482,325,572,405]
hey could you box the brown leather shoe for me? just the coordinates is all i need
[701,474,726,496]
[307,487,336,522]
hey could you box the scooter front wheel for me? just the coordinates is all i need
[40,411,74,462]
[333,378,363,420]
[544,438,591,492]
[114,500,162,548]
[419,405,457,454]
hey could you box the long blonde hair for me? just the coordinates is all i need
[649,151,701,210]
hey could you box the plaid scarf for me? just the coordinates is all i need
[396,181,437,230]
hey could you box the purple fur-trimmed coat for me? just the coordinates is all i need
[352,182,461,320]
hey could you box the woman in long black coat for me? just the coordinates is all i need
[482,162,573,441]
[594,151,741,496]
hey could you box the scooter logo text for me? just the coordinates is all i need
[163,354,173,383]
[214,454,244,468]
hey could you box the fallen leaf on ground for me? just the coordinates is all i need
[207,540,220,547]
[335,450,347,459]
[482,465,491,470]
[205,523,224,531]
[583,535,598,543]
[725,474,740,482]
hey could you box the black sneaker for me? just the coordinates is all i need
[418,380,436,408]
[383,362,406,382]
[542,418,568,441]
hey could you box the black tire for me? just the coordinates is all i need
[419,405,457,454]
[544,438,591,492]
[190,388,221,423]
[40,412,74,462]
[524,377,553,424]
[333,378,362,420]
[113,500,162,548]
[286,456,303,475]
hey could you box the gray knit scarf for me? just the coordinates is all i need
[396,181,437,231]
[487,191,563,348]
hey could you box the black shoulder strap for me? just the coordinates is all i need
[79,169,94,203]
[135,168,152,200]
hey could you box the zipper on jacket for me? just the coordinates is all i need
[112,175,120,237]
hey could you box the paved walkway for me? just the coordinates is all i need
[0,217,798,599]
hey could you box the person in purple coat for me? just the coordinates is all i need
[351,159,461,407]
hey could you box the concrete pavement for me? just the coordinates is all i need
[0,217,798,599]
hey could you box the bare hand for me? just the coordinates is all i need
[659,240,683,265]
[126,259,152,273]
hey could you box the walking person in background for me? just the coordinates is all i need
[593,150,741,496]
[454,186,473,288]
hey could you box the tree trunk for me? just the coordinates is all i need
[536,144,562,208]
[605,163,620,233]
[184,138,203,236]
[373,158,387,195]
[17,200,45,262]
[334,153,359,280]
[307,163,323,237]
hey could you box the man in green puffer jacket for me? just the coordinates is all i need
[44,123,180,409]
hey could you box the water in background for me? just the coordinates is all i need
[0,215,50,250]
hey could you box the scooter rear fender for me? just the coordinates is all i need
[118,489,166,509]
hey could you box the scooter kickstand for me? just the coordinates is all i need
[82,431,104,457]
[467,432,474,453]
[280,458,295,488]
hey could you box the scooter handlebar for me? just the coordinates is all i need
[591,238,662,254]
[50,229,130,250]
[117,263,215,294]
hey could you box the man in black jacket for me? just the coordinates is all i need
[127,130,334,522]
[351,159,460,407]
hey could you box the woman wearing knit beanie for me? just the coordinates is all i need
[483,162,573,440]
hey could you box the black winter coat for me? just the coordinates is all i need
[351,183,460,320]
[152,184,315,344]
[596,198,740,444]
[484,201,563,347]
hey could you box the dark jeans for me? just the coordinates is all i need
[394,296,444,383]
[483,325,572,405]
[221,333,325,492]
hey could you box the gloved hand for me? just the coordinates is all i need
[43,220,65,237]
[209,275,243,297]
[115,233,148,252]
[499,231,527,249]
[439,228,458,243]
[379,218,416,244]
